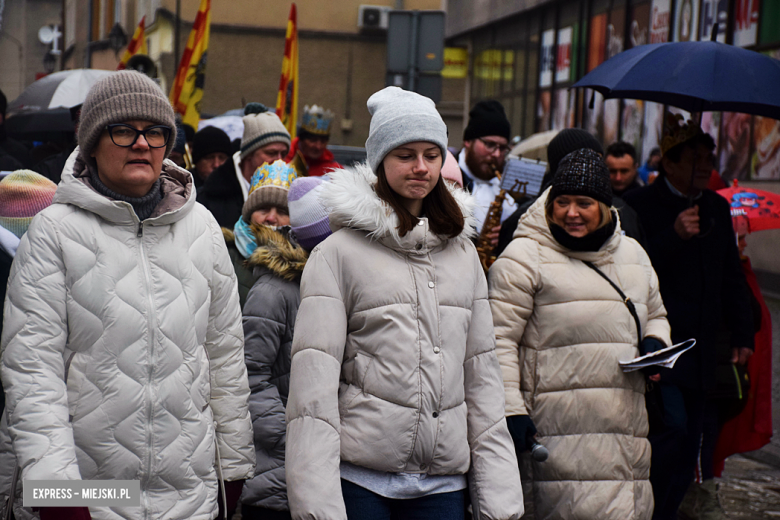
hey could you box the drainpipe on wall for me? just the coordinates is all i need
[85,0,93,67]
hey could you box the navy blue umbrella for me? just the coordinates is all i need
[572,40,780,120]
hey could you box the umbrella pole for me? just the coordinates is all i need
[688,112,703,207]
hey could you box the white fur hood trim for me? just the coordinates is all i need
[319,161,476,247]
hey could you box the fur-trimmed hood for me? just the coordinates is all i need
[319,161,476,252]
[223,224,307,281]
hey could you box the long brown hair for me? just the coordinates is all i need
[375,164,465,238]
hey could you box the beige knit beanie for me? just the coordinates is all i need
[240,103,291,161]
[78,71,176,166]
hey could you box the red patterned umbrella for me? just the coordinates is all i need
[717,181,780,233]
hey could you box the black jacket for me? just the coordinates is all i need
[0,127,32,168]
[197,158,244,228]
[32,143,76,184]
[623,178,754,390]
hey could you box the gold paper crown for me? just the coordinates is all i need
[661,113,703,155]
[300,105,335,136]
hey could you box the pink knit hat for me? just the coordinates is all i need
[441,150,463,188]
[0,170,58,238]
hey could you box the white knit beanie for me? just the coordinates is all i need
[240,104,291,161]
[365,86,448,172]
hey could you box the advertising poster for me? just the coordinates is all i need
[650,0,672,42]
[621,100,645,151]
[701,112,721,149]
[673,0,700,42]
[607,8,626,59]
[622,4,650,156]
[537,90,552,132]
[588,13,608,71]
[629,2,651,47]
[553,88,577,130]
[699,0,728,42]
[556,27,573,84]
[733,0,760,47]
[442,48,468,79]
[603,99,620,146]
[719,112,753,181]
[752,116,780,180]
[584,89,603,138]
[539,29,555,88]
[642,102,665,164]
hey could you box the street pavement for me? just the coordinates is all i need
[717,295,780,518]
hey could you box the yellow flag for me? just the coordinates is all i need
[275,4,298,139]
[169,0,211,129]
[117,17,148,70]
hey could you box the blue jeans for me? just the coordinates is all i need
[341,479,466,520]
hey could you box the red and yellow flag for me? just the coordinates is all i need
[276,4,299,139]
[169,0,211,129]
[117,16,148,70]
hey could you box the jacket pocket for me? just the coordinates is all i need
[64,352,82,422]
[352,351,374,389]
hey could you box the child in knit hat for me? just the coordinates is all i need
[0,170,57,415]
[238,175,331,519]
[222,159,298,308]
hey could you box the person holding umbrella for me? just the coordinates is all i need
[623,114,754,520]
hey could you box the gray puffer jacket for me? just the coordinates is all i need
[285,163,524,520]
[241,225,307,511]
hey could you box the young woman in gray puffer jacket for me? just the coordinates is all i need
[284,87,524,520]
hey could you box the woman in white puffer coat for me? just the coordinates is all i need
[489,148,672,520]
[285,87,523,520]
[0,71,255,520]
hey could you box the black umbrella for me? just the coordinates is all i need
[5,108,75,142]
[572,29,780,119]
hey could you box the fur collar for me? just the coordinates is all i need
[319,161,476,250]
[223,224,307,281]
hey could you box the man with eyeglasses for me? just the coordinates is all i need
[198,103,291,228]
[458,100,517,236]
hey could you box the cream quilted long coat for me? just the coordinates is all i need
[0,150,255,520]
[488,189,671,520]
[285,163,524,520]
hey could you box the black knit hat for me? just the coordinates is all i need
[463,100,510,141]
[546,128,604,179]
[192,126,232,164]
[549,148,613,206]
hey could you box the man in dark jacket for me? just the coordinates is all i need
[605,141,644,197]
[623,115,754,520]
[198,103,291,227]
[496,128,646,256]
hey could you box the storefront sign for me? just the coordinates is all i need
[539,29,555,88]
[556,27,573,83]
[699,0,728,42]
[650,0,671,42]
[733,0,759,47]
[442,47,468,79]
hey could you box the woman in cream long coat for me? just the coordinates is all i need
[489,149,671,520]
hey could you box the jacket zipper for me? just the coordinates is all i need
[137,221,156,519]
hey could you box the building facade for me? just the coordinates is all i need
[61,0,444,147]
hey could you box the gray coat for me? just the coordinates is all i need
[241,224,307,511]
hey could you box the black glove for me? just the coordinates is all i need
[506,415,537,453]
[640,337,666,378]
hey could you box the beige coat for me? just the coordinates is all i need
[285,163,524,520]
[489,189,671,520]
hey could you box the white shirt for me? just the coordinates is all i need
[232,151,250,201]
[458,148,517,231]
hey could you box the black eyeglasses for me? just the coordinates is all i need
[106,124,172,148]
[478,137,511,155]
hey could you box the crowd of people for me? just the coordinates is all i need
[0,69,769,520]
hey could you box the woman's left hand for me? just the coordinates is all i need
[648,374,661,382]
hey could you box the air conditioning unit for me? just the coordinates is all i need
[358,5,390,30]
